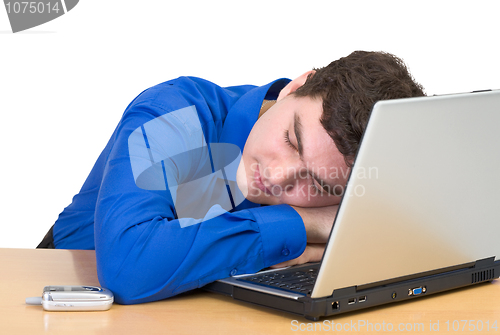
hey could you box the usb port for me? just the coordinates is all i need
[358,296,367,303]
[347,298,356,305]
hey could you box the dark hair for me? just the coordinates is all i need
[294,51,425,166]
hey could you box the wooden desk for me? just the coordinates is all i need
[1,248,499,334]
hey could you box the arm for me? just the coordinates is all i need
[270,205,339,268]
[291,205,339,243]
[94,99,307,304]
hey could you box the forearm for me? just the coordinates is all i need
[95,200,306,304]
[265,205,339,269]
[290,205,339,243]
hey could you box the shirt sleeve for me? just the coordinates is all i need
[94,94,306,305]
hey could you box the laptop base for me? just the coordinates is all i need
[204,257,499,321]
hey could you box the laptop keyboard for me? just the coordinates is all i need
[241,265,319,295]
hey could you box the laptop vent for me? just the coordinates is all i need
[471,269,494,284]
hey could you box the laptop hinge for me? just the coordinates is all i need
[352,256,495,292]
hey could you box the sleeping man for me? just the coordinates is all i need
[38,51,425,304]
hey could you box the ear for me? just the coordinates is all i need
[277,70,315,101]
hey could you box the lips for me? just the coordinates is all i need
[254,165,271,195]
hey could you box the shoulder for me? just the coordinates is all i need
[124,76,255,114]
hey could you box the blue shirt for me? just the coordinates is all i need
[53,77,307,304]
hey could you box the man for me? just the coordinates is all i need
[38,51,425,304]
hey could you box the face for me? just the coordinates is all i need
[236,94,350,207]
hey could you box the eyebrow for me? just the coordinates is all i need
[293,112,304,158]
[293,112,339,196]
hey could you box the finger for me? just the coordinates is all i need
[269,261,294,269]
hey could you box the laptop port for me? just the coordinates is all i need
[331,301,339,310]
[358,296,367,303]
[408,286,426,296]
[347,298,356,305]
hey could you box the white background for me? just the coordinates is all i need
[0,0,499,248]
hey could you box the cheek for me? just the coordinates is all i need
[235,160,248,196]
[280,183,341,207]
[279,182,315,203]
[246,132,284,162]
[250,114,285,147]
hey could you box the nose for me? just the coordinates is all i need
[264,160,307,192]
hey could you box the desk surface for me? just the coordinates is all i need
[1,248,499,334]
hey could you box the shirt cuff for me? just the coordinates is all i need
[251,204,307,267]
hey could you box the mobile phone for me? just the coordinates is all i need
[40,285,113,311]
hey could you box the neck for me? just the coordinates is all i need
[259,100,277,118]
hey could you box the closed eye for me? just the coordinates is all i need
[283,130,298,151]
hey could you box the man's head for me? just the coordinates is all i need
[293,51,426,166]
[236,51,425,207]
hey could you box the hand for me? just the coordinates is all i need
[291,205,339,243]
[270,243,326,268]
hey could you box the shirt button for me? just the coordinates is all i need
[230,269,237,276]
[281,248,290,256]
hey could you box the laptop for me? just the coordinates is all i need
[204,89,500,321]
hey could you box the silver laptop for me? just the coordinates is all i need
[204,89,500,320]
